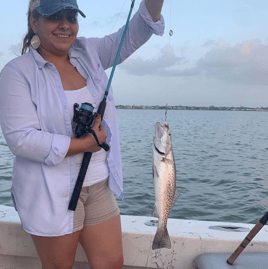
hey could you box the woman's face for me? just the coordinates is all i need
[30,10,79,57]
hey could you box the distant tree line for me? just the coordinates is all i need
[115,105,268,111]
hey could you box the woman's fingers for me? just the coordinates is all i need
[92,114,101,130]
[84,115,107,152]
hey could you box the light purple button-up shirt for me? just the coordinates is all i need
[0,0,164,236]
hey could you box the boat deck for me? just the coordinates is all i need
[1,205,268,269]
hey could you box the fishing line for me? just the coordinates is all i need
[165,0,173,122]
[110,0,128,34]
[169,0,173,46]
[165,103,168,122]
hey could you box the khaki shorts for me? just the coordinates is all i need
[73,178,120,232]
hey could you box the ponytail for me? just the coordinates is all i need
[21,8,40,55]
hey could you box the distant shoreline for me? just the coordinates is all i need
[116,105,268,112]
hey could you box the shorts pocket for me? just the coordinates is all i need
[10,188,18,211]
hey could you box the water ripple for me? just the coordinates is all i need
[116,110,268,224]
[0,111,268,224]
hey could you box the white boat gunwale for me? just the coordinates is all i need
[1,204,268,269]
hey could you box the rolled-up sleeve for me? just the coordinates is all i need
[139,0,165,36]
[0,65,70,166]
[89,0,165,70]
[44,133,70,166]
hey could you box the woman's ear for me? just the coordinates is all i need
[30,15,38,34]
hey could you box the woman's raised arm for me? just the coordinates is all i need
[145,0,164,22]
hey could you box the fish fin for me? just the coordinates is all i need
[153,164,159,178]
[172,188,179,208]
[152,227,171,250]
[151,204,160,218]
[161,157,173,165]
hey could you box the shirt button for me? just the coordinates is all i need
[114,173,117,177]
[93,93,96,97]
[104,115,107,119]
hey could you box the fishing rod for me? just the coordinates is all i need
[227,211,268,265]
[68,0,136,211]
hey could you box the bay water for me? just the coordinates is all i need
[0,110,267,224]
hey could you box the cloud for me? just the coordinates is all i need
[178,40,190,56]
[90,12,127,29]
[91,21,101,27]
[120,45,184,76]
[9,43,22,56]
[202,39,217,48]
[122,39,268,86]
[106,12,127,25]
[189,39,268,85]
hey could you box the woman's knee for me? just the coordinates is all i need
[106,254,124,269]
[42,259,75,269]
[31,231,80,269]
[113,254,124,269]
[91,254,124,269]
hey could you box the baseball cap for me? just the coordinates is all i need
[30,0,86,18]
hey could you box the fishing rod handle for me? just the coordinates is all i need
[227,222,263,265]
[227,221,265,265]
[97,99,106,120]
[68,152,92,211]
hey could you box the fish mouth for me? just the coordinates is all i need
[154,122,170,141]
[154,144,165,155]
[153,122,171,155]
[155,122,169,134]
[156,122,169,130]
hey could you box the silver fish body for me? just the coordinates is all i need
[151,122,179,250]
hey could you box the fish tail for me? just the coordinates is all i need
[152,227,171,250]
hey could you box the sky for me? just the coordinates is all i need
[0,0,268,107]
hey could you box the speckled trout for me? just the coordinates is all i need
[151,122,179,250]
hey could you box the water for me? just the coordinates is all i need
[116,109,268,224]
[0,110,267,224]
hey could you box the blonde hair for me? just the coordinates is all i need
[21,0,41,55]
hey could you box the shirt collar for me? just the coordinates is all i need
[30,44,83,69]
[69,45,83,59]
[30,46,48,69]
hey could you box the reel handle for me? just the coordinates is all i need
[88,129,110,152]
[99,142,110,152]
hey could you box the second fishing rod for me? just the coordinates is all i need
[68,0,135,211]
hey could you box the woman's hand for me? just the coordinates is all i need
[84,114,107,153]
[66,114,107,157]
[145,0,164,22]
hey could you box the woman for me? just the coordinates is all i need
[0,0,164,268]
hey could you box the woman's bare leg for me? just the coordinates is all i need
[78,214,124,269]
[31,230,81,269]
